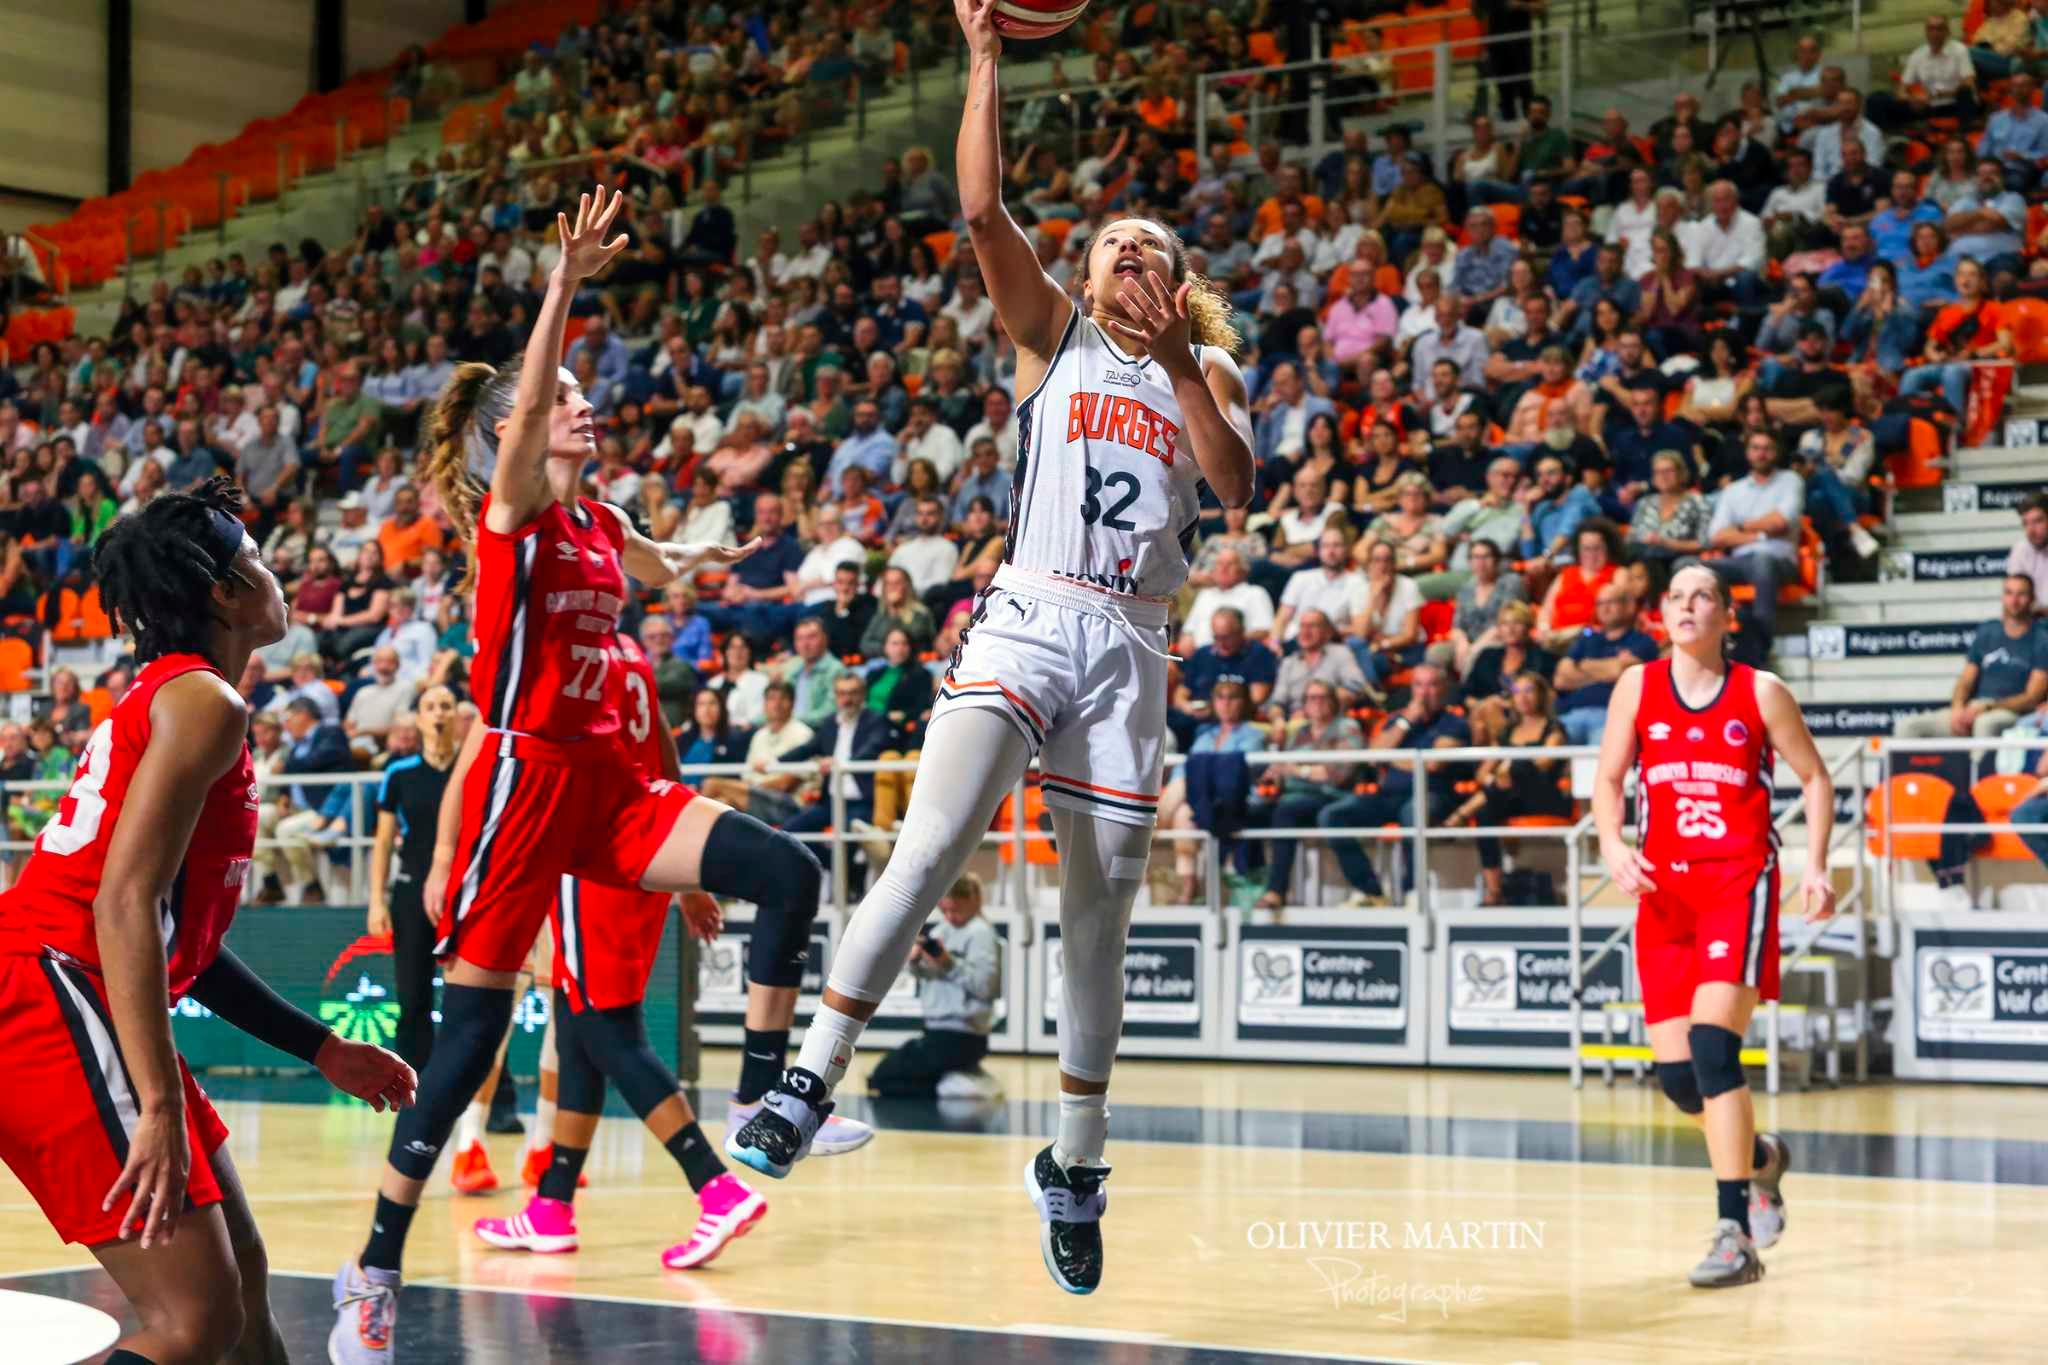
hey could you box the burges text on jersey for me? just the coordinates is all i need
[1067,391,1180,465]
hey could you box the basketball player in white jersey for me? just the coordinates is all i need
[727,0,1255,1295]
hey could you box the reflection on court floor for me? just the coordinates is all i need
[3,1055,2045,1364]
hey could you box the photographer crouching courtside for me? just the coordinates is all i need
[866,875,1002,1098]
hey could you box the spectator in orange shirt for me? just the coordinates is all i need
[1254,165,1327,242]
[375,484,445,575]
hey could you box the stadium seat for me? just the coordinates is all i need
[1865,773,1955,862]
[1972,774,2043,861]
[82,686,113,726]
[995,784,1058,865]
[0,638,32,693]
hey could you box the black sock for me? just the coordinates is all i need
[1717,1179,1751,1235]
[735,1028,789,1105]
[1752,1135,1770,1171]
[363,1194,417,1273]
[666,1122,726,1193]
[106,1352,158,1364]
[538,1143,589,1203]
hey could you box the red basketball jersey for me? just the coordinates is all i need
[470,495,627,742]
[0,654,258,999]
[1634,658,1776,865]
[612,634,666,777]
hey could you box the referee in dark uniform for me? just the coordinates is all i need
[367,685,460,1071]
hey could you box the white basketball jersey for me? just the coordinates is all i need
[1007,310,1212,599]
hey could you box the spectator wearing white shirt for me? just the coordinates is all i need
[1705,430,1807,653]
[962,388,1017,472]
[1273,527,1371,644]
[779,221,833,283]
[1869,15,1980,129]
[888,497,959,596]
[1607,169,1661,281]
[120,421,176,498]
[1684,180,1768,309]
[1180,548,1278,650]
[1773,32,1828,135]
[941,274,996,352]
[1805,90,1886,179]
[894,397,966,484]
[1761,146,1828,258]
[1252,200,1322,268]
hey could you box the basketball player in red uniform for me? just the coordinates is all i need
[333,188,853,1364]
[474,628,768,1268]
[1593,562,1835,1288]
[0,478,414,1365]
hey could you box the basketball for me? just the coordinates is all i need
[992,0,1091,40]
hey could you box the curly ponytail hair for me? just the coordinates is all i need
[94,475,247,664]
[418,362,518,591]
[1084,216,1243,356]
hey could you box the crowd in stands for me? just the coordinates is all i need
[6,1,2048,904]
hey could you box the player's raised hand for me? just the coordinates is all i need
[1600,837,1658,898]
[657,536,762,581]
[316,1035,419,1113]
[1800,866,1837,921]
[955,0,1002,61]
[557,185,629,283]
[680,891,723,942]
[1107,270,1198,373]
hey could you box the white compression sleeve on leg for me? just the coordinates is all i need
[825,707,1032,1004]
[1049,808,1150,1086]
[793,1001,865,1091]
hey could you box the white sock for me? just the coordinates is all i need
[529,1092,556,1153]
[793,1002,866,1093]
[1054,1092,1110,1169]
[458,1101,485,1149]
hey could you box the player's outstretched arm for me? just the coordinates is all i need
[187,949,415,1111]
[1756,670,1836,919]
[1592,663,1657,897]
[485,185,629,534]
[954,0,1071,360]
[599,502,760,587]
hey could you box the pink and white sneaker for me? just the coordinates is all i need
[661,1174,767,1270]
[474,1195,579,1254]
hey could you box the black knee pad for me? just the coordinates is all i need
[1656,1060,1705,1115]
[565,1000,677,1119]
[1688,1024,1748,1099]
[699,810,823,988]
[387,985,514,1179]
[551,990,608,1115]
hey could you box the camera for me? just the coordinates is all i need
[917,926,944,956]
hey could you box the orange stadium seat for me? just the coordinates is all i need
[1866,773,1955,862]
[1972,774,2043,861]
[0,638,32,693]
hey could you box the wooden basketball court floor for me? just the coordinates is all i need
[4,1052,2046,1364]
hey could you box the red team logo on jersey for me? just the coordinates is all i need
[1723,719,1749,747]
[1066,391,1180,465]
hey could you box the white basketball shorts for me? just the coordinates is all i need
[933,565,1170,828]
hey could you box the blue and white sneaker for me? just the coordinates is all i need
[1024,1144,1110,1295]
[727,1095,874,1158]
[724,1067,835,1178]
[328,1258,399,1363]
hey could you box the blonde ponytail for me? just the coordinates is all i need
[1183,272,1241,355]
[419,361,516,592]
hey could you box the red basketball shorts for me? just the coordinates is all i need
[1636,853,1781,1025]
[0,955,229,1245]
[552,876,671,1012]
[435,729,695,973]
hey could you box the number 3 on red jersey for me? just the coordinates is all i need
[42,720,114,856]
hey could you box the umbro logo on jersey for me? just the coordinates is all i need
[1101,369,1141,388]
[1706,940,1729,960]
[1670,861,1690,874]
[556,541,581,562]
[1648,723,1672,741]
